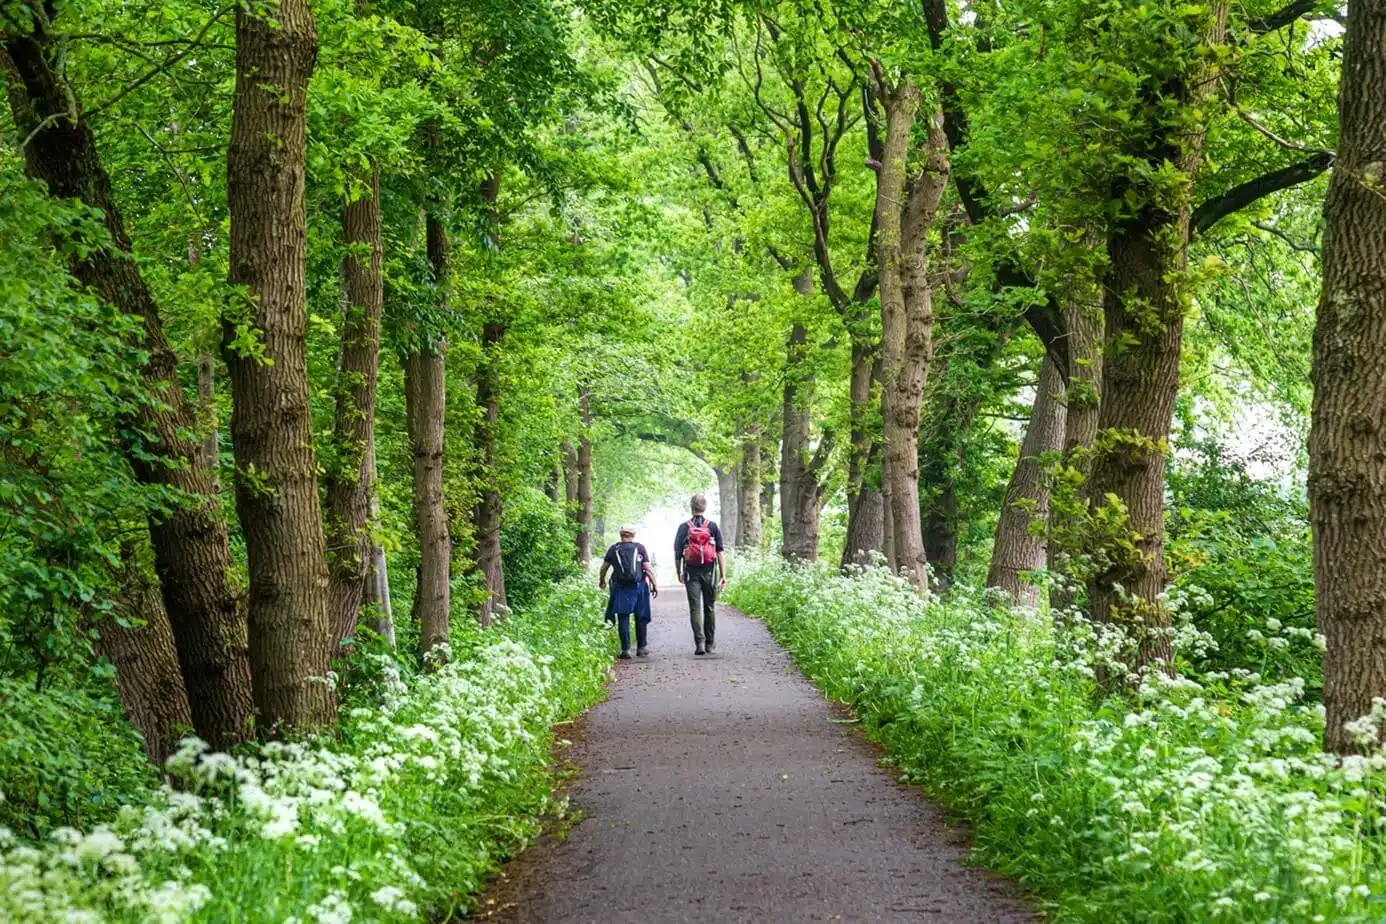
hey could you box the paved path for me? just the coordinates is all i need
[481,588,1035,923]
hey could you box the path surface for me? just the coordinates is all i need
[482,588,1035,923]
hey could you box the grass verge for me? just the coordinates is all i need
[726,558,1386,923]
[0,577,615,922]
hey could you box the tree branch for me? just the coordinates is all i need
[807,428,837,477]
[923,0,1071,382]
[1237,108,1335,156]
[1251,219,1320,255]
[84,4,233,120]
[1191,152,1334,235]
[1246,0,1325,34]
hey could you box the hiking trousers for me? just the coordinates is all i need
[684,566,716,646]
[617,612,648,652]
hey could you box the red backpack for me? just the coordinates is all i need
[683,518,717,566]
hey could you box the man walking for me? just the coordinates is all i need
[599,527,657,659]
[674,494,726,655]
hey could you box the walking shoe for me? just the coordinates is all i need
[705,642,716,654]
[695,645,706,656]
[636,647,649,657]
[618,649,632,660]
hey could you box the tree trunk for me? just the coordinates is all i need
[98,543,195,766]
[3,32,254,749]
[475,321,508,626]
[844,456,885,568]
[877,92,949,591]
[1086,216,1184,664]
[576,390,595,563]
[737,429,763,549]
[988,356,1067,607]
[882,443,896,570]
[324,163,383,648]
[407,213,451,665]
[546,461,562,503]
[360,437,395,646]
[918,324,1017,588]
[761,467,776,533]
[563,440,582,561]
[1310,0,1386,756]
[225,0,335,731]
[196,352,220,495]
[715,467,740,550]
[780,315,825,562]
[921,473,958,580]
[1086,3,1226,674]
[842,341,885,568]
[1047,292,1104,611]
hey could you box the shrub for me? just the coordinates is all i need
[727,558,1386,923]
[0,578,615,922]
[1166,443,1318,693]
[0,678,155,838]
[501,486,581,613]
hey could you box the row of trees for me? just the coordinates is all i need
[591,0,1386,755]
[2,0,1383,774]
[0,0,713,764]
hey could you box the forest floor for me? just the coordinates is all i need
[474,589,1036,923]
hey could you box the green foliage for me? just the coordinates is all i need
[0,678,155,839]
[0,158,151,682]
[1166,441,1318,693]
[0,578,616,922]
[729,559,1383,924]
[501,486,581,612]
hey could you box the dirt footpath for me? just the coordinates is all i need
[479,588,1036,923]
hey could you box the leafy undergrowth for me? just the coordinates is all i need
[726,558,1386,923]
[0,578,614,923]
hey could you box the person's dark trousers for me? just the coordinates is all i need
[684,565,716,648]
[617,612,648,651]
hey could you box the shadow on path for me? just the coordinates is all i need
[477,586,1036,923]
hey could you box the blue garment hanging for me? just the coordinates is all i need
[606,580,652,624]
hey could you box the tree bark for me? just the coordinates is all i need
[225,0,335,731]
[546,461,562,504]
[562,439,582,561]
[1086,214,1184,664]
[98,543,195,766]
[407,213,451,664]
[1047,292,1104,611]
[324,164,383,648]
[3,31,253,748]
[360,436,395,646]
[737,429,763,549]
[475,321,508,626]
[877,90,950,591]
[715,466,740,550]
[779,314,827,562]
[1085,5,1226,671]
[842,341,885,568]
[1309,0,1386,756]
[761,466,776,533]
[988,356,1067,607]
[882,443,896,570]
[844,452,886,568]
[922,464,959,580]
[576,390,595,563]
[196,352,220,495]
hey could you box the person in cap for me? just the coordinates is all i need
[599,526,658,659]
[673,494,726,655]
